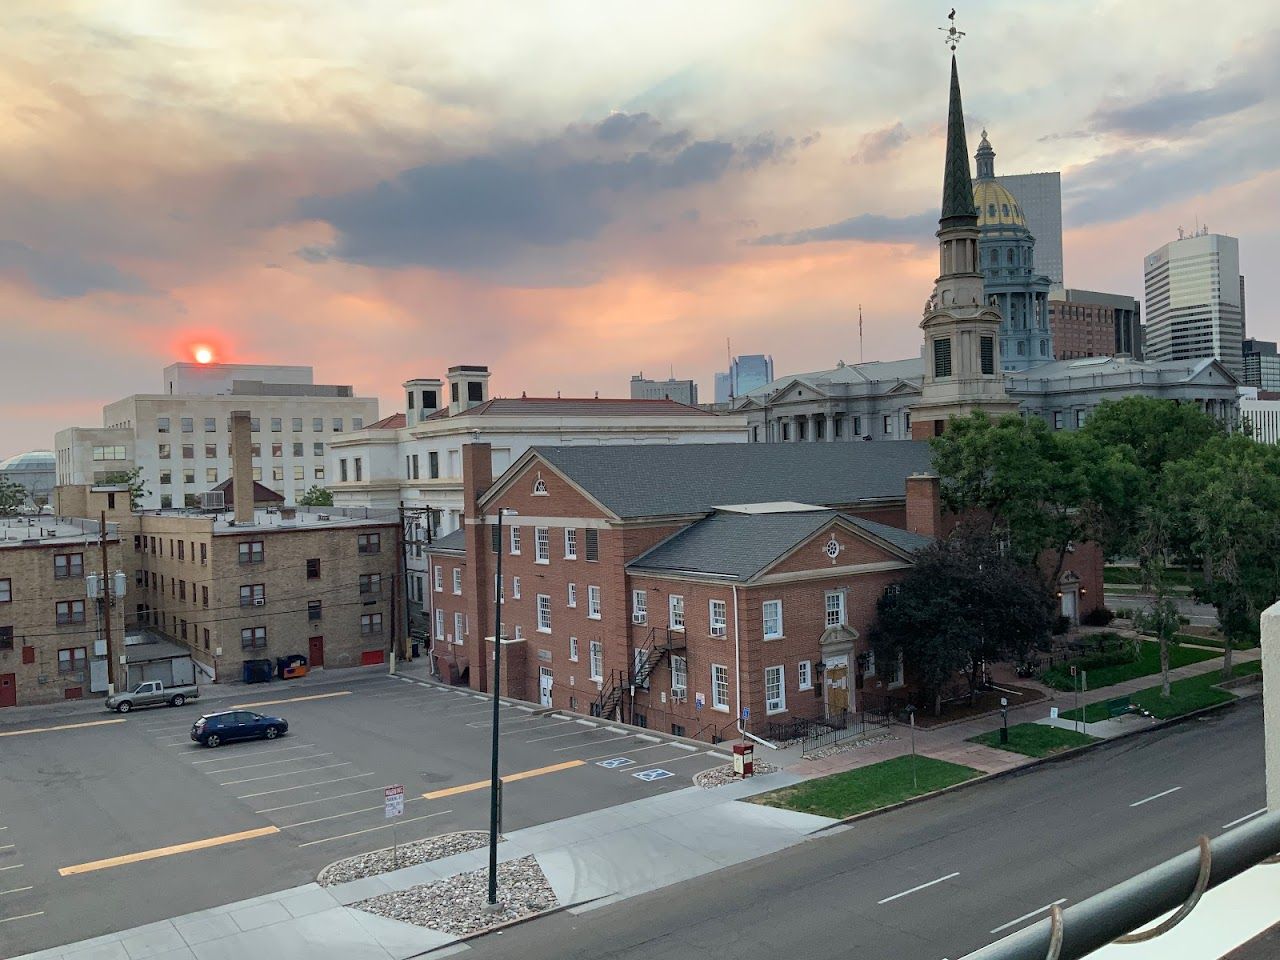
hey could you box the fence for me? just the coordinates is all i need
[801,712,882,756]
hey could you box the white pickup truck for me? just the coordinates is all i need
[104,680,200,713]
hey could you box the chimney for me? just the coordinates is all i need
[403,377,443,424]
[231,410,254,525]
[447,365,491,416]
[905,472,942,539]
[461,442,495,693]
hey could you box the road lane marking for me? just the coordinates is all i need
[877,872,960,905]
[282,795,427,828]
[0,887,33,896]
[256,787,383,813]
[58,826,280,876]
[523,724,602,743]
[236,773,375,799]
[191,743,316,764]
[0,912,44,924]
[991,899,1068,934]
[1223,808,1268,830]
[231,691,351,709]
[627,752,712,772]
[0,865,23,872]
[219,762,350,786]
[579,742,670,762]
[422,760,585,800]
[200,753,333,774]
[556,733,634,752]
[1129,786,1182,808]
[0,845,12,851]
[297,810,451,847]
[0,718,126,738]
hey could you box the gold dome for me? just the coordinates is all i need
[973,179,1025,227]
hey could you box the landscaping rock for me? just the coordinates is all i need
[353,855,557,936]
[802,732,899,761]
[318,830,494,886]
[694,760,780,788]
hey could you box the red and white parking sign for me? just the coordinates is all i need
[384,784,404,819]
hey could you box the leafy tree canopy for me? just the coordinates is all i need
[0,477,25,516]
[298,485,334,507]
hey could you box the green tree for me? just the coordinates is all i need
[0,477,25,516]
[298,485,334,507]
[1081,395,1223,477]
[869,528,1055,715]
[102,468,148,507]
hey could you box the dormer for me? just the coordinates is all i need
[447,365,491,416]
[404,378,443,424]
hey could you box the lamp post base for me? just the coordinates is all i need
[483,900,504,913]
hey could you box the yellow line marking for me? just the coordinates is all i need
[231,691,351,709]
[0,718,126,738]
[58,826,280,876]
[422,759,585,800]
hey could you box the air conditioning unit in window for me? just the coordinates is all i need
[200,491,225,510]
[670,689,687,703]
[253,598,265,606]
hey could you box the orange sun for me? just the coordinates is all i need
[193,346,214,364]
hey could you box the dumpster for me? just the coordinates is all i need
[276,654,308,680]
[242,659,274,684]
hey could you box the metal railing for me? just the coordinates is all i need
[962,810,1280,960]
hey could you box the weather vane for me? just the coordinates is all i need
[939,8,965,51]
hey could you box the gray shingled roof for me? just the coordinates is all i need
[430,527,466,553]
[528,442,936,519]
[628,509,931,581]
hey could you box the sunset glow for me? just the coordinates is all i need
[193,346,214,364]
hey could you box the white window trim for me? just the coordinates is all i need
[510,526,521,555]
[567,583,577,608]
[564,528,577,560]
[512,576,521,600]
[888,651,906,690]
[671,655,688,695]
[534,526,550,565]
[668,594,685,632]
[765,664,786,715]
[709,599,727,638]
[711,663,730,712]
[588,585,601,620]
[864,651,877,678]
[536,594,552,633]
[452,611,465,645]
[798,660,812,691]
[589,640,603,682]
[762,599,783,640]
[632,589,647,625]
[433,566,443,593]
[824,591,845,628]
[569,636,579,662]
[452,568,462,596]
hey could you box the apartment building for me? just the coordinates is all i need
[0,506,126,707]
[55,362,378,509]
[426,442,1104,741]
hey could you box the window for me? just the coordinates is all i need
[0,626,12,651]
[587,585,601,619]
[569,636,579,661]
[293,465,304,481]
[669,594,685,631]
[410,454,419,479]
[206,467,219,483]
[435,608,445,640]
[882,415,893,436]
[671,655,687,695]
[180,414,195,433]
[494,575,505,604]
[239,584,265,607]
[709,599,727,637]
[711,664,730,710]
[359,574,382,595]
[887,651,905,688]
[798,660,812,690]
[56,600,86,624]
[238,541,264,564]
[177,540,185,560]
[852,415,862,435]
[452,568,462,595]
[332,418,343,433]
[512,576,521,600]
[1053,411,1064,430]
[765,665,786,714]
[306,558,320,579]
[92,444,127,461]
[825,591,845,628]
[339,459,348,483]
[313,418,323,432]
[433,566,443,592]
[202,585,209,608]
[182,444,195,459]
[564,528,577,559]
[632,590,647,624]
[352,459,363,481]
[762,600,783,639]
[980,336,995,375]
[53,553,84,579]
[182,468,195,484]
[314,466,325,480]
[159,470,172,487]
[360,613,383,635]
[534,527,550,563]
[292,417,304,432]
[58,647,88,673]
[933,337,952,378]
[353,417,363,430]
[270,442,283,459]
[357,533,381,554]
[159,443,173,460]
[270,417,282,433]
[1075,409,1086,428]
[537,594,552,632]
[205,417,217,432]
[532,476,548,495]
[313,442,324,457]
[584,528,599,561]
[291,442,303,458]
[428,452,440,478]
[513,624,524,641]
[589,641,603,681]
[510,526,521,555]
[252,467,262,482]
[157,417,170,434]
[567,583,577,608]
[249,418,261,433]
[240,627,267,650]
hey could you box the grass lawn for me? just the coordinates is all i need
[1061,661,1261,723]
[1174,634,1257,651]
[1104,565,1202,588]
[968,722,1098,757]
[751,755,980,819]
[1041,641,1218,692]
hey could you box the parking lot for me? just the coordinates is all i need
[0,672,727,956]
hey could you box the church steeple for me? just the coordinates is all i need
[940,56,978,228]
[974,129,995,180]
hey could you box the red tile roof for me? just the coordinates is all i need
[463,397,713,417]
[365,412,407,430]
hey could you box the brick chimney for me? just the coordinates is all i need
[230,410,254,525]
[905,472,942,539]
[462,442,494,692]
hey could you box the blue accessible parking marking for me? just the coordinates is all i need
[597,757,635,768]
[633,768,673,781]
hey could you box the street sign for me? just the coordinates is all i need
[694,692,705,711]
[384,784,404,819]
[741,707,750,720]
[1070,665,1077,678]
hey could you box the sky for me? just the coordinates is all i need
[2,0,1278,456]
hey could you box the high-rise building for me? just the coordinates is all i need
[1050,289,1142,360]
[629,374,698,406]
[1243,339,1280,391]
[1143,230,1244,380]
[996,171,1063,285]
[714,354,775,403]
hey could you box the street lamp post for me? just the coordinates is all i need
[487,506,516,908]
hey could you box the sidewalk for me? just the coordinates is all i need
[15,773,832,960]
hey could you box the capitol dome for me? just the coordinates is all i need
[972,130,1026,227]
[0,450,56,505]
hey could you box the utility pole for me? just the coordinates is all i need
[99,510,116,694]
[396,503,411,660]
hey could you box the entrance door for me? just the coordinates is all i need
[0,673,15,708]
[826,665,849,718]
[309,636,325,668]
[539,667,554,707]
[1061,588,1079,624]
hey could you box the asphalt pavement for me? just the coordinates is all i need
[461,699,1266,960]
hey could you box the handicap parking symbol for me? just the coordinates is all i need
[597,757,635,769]
[633,768,674,782]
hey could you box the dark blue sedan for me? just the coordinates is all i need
[191,710,289,748]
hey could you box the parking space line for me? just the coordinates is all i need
[231,691,351,709]
[554,733,634,752]
[59,826,281,876]
[199,753,333,775]
[579,742,671,763]
[0,864,23,872]
[297,810,451,847]
[0,886,33,896]
[237,772,375,799]
[627,752,710,772]
[877,872,960,905]
[219,761,350,786]
[282,795,430,829]
[256,787,383,813]
[1129,786,1181,808]
[191,743,315,764]
[0,718,126,738]
[0,912,44,924]
[523,726,605,743]
[422,759,585,800]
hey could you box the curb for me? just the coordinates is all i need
[411,896,610,955]
[804,692,1255,835]
[316,830,492,887]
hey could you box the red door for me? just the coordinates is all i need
[360,650,385,666]
[0,674,16,708]
[309,636,325,668]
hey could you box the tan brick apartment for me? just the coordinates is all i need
[0,505,126,707]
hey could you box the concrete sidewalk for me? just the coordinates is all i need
[14,773,832,960]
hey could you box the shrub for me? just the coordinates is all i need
[1081,607,1114,627]
[1052,615,1071,635]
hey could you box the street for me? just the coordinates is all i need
[462,699,1266,960]
[0,673,725,957]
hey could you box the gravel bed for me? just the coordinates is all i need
[694,760,781,788]
[802,732,899,760]
[318,830,494,886]
[354,855,557,936]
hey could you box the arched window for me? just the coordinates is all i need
[1040,340,1048,356]
[988,204,996,217]
[532,476,548,495]
[1002,203,1010,217]
[1007,249,1015,265]
[989,248,999,265]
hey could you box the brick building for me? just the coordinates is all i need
[1050,289,1142,361]
[0,504,126,707]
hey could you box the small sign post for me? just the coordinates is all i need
[385,784,404,867]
